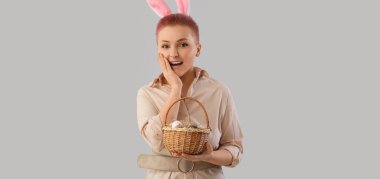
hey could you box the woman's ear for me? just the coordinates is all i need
[196,43,202,57]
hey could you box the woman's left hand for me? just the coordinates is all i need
[172,142,213,162]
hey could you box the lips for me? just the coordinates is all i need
[169,61,183,66]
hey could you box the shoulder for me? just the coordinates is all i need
[137,83,156,97]
[137,82,168,100]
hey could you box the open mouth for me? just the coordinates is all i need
[169,61,183,66]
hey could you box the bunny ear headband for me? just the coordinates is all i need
[147,0,190,17]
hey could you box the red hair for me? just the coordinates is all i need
[156,13,200,43]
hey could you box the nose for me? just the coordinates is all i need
[169,47,179,58]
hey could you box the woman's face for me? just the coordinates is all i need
[157,25,201,77]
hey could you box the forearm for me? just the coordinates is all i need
[204,148,233,166]
[159,85,182,125]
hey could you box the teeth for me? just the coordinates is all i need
[170,61,183,65]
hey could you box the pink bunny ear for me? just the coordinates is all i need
[147,0,172,17]
[175,0,190,15]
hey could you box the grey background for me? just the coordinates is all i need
[1,0,379,178]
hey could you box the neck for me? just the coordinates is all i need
[180,67,196,85]
[179,67,195,97]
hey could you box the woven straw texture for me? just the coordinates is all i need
[162,97,211,155]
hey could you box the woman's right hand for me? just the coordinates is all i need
[158,53,183,89]
[157,53,182,125]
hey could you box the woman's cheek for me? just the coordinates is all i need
[158,51,169,58]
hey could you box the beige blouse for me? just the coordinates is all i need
[137,67,244,179]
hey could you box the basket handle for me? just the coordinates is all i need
[164,97,210,129]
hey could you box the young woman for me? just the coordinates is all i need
[137,1,243,178]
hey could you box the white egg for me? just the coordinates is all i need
[191,120,201,128]
[171,120,183,128]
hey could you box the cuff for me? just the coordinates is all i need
[220,145,242,167]
[141,115,164,152]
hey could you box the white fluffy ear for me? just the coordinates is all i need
[175,0,190,15]
[147,0,172,17]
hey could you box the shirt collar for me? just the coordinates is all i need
[150,66,209,88]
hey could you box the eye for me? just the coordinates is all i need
[178,43,189,48]
[161,44,170,49]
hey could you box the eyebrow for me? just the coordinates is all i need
[160,38,188,43]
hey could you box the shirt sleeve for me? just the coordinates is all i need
[219,86,244,167]
[137,88,164,152]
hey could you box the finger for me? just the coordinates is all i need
[161,54,173,72]
[180,154,190,160]
[165,60,177,76]
[181,153,198,161]
[172,152,180,157]
[205,143,213,153]
[157,53,167,71]
[163,56,172,72]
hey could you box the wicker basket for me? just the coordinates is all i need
[162,97,211,155]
